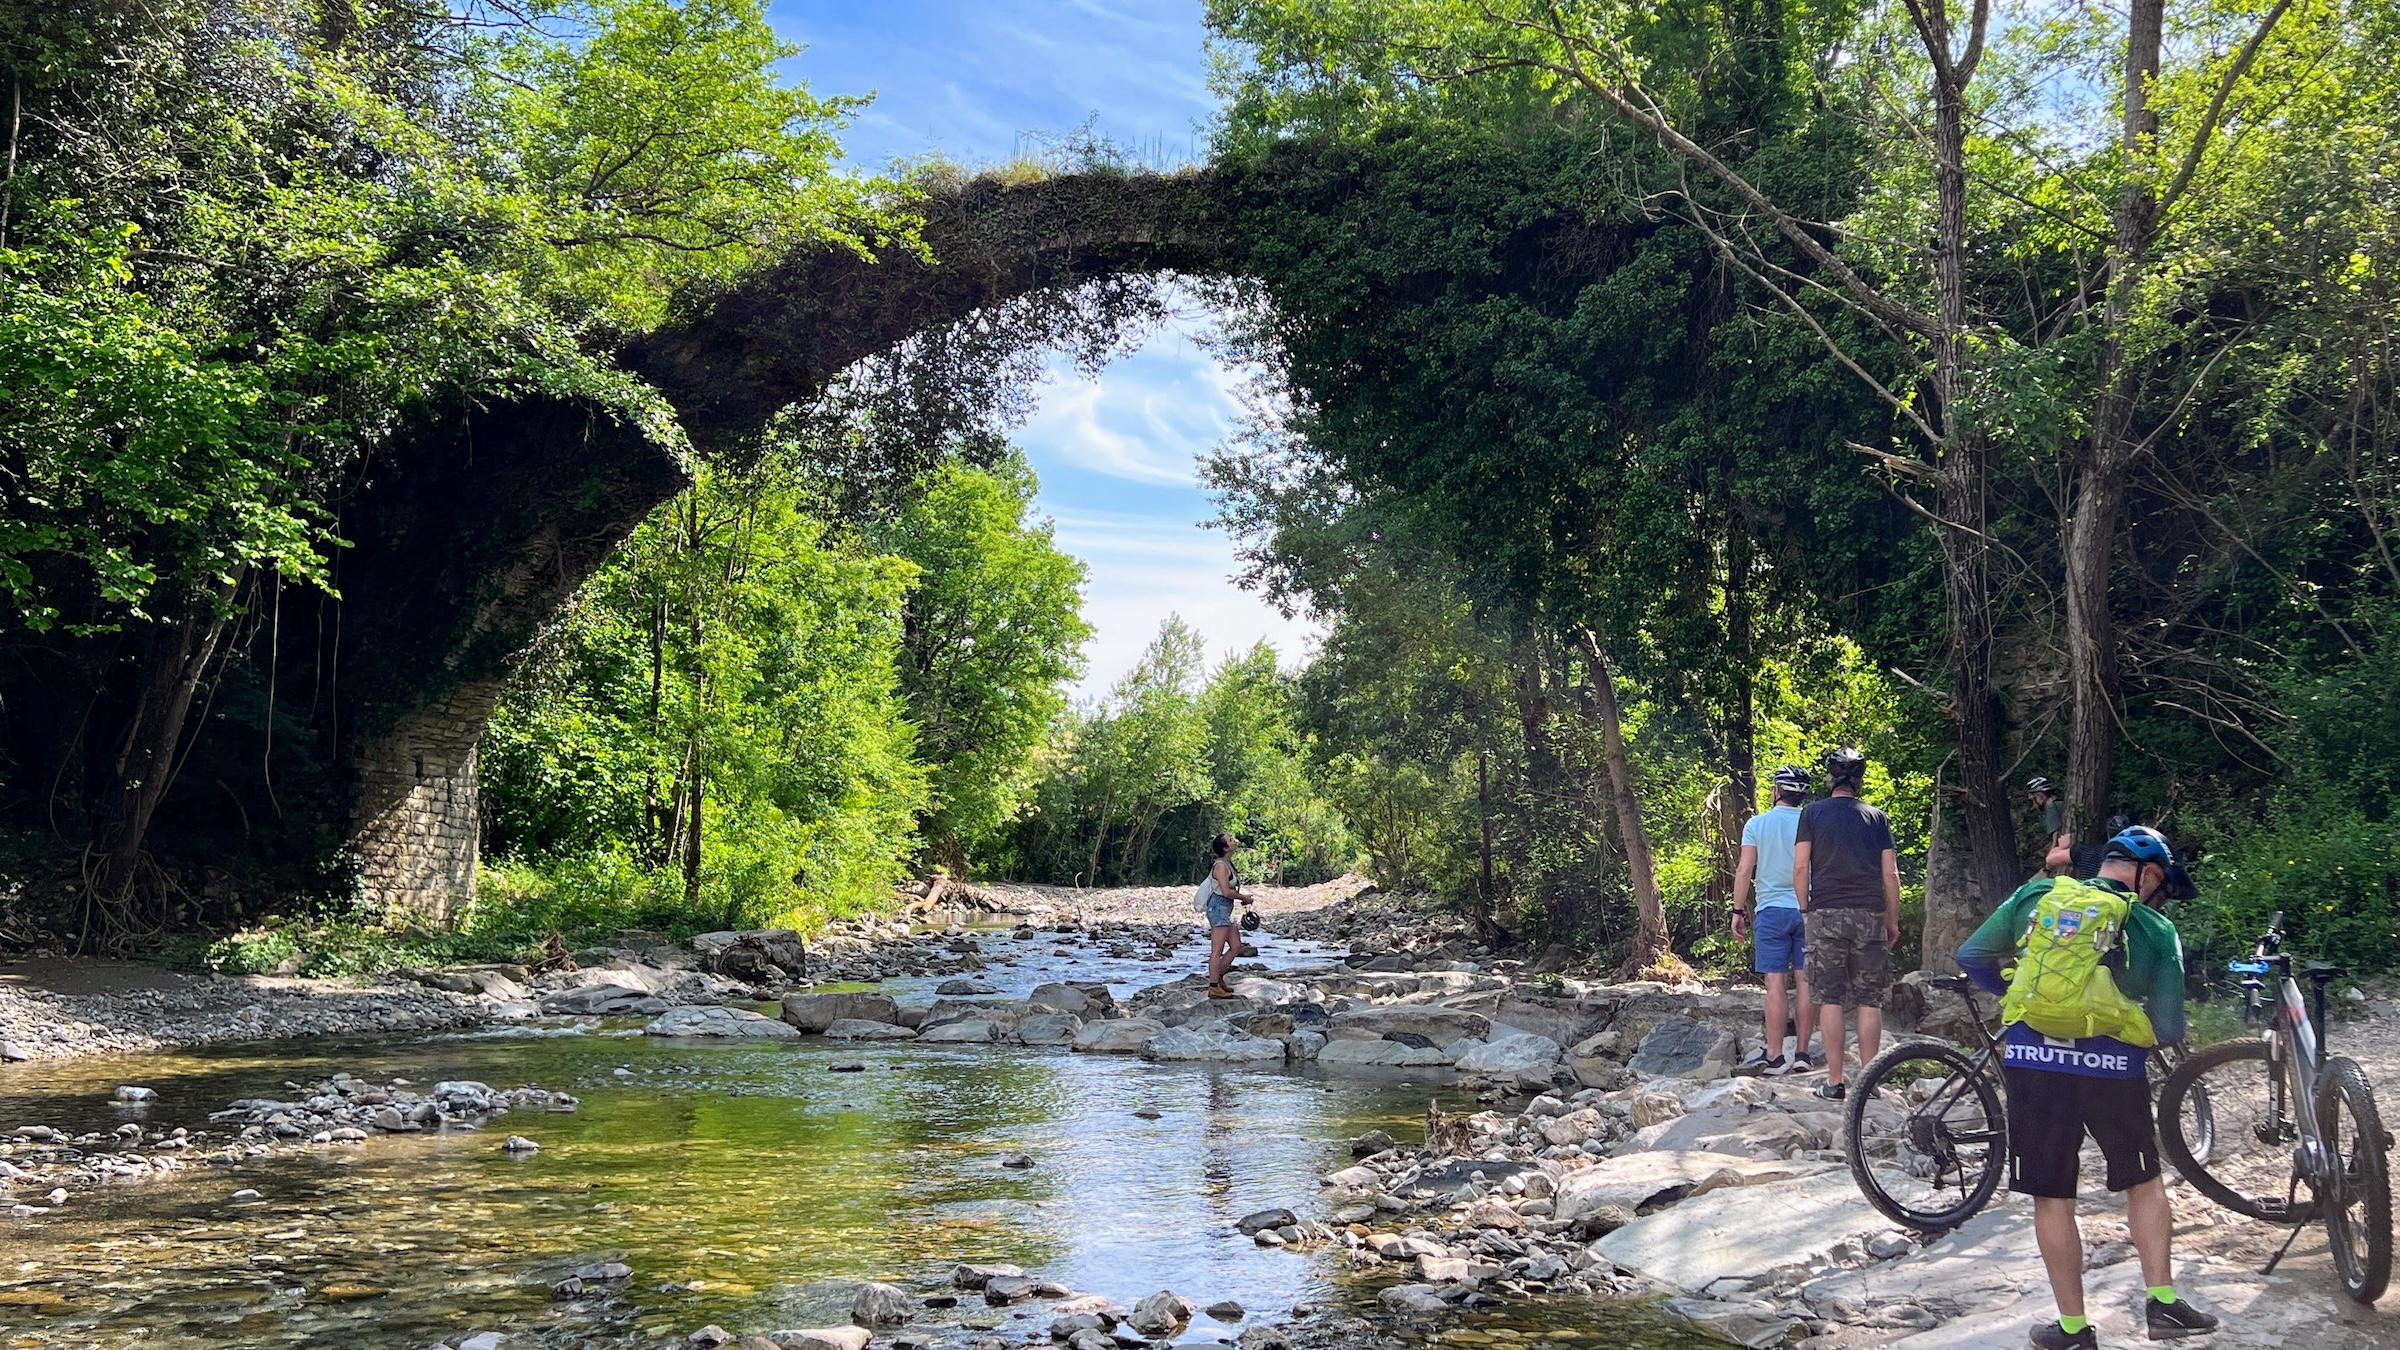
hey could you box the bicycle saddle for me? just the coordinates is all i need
[2304,961,2349,983]
[1927,974,1976,994]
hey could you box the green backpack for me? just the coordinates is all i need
[2000,878,2158,1046]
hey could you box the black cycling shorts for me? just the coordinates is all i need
[2002,1068,2160,1199]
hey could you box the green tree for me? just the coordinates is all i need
[483,455,928,927]
[874,455,1091,873]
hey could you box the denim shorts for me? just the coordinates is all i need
[1206,895,1235,928]
[1752,905,1806,974]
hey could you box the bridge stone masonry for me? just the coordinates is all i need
[349,681,502,923]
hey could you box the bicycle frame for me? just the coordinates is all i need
[2226,910,2339,1191]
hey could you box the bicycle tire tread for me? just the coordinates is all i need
[2158,1038,2314,1223]
[2317,1056,2392,1305]
[1842,1039,2007,1232]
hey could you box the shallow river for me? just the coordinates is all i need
[0,929,1710,1349]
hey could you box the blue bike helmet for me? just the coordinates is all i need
[2105,825,2196,901]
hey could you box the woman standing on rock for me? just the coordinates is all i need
[1199,833,1253,999]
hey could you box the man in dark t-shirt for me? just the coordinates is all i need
[1794,747,1899,1100]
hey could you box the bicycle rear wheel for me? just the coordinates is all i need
[2153,1047,2213,1166]
[1845,1039,2007,1231]
[2317,1056,2393,1304]
[2158,1038,2314,1223]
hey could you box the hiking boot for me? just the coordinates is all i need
[1815,1081,1847,1101]
[2029,1321,2097,1350]
[1206,983,1237,1000]
[2147,1297,2220,1340]
[1761,1055,1792,1077]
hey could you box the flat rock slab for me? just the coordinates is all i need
[643,1005,801,1039]
[1595,1168,1892,1291]
[1801,1205,2042,1322]
[1326,1005,1491,1046]
[1647,1108,1817,1157]
[1629,1015,1739,1080]
[1557,1151,1826,1222]
[1317,1038,1453,1069]
[1072,1017,1164,1053]
[1663,1296,1800,1348]
[1887,1251,2396,1349]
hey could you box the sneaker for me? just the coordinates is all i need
[1792,1053,1814,1074]
[2030,1321,2097,1350]
[2147,1297,2220,1340]
[1815,1081,1847,1101]
[1761,1055,1793,1077]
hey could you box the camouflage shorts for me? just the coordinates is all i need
[1804,907,1891,1009]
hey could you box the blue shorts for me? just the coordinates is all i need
[1753,906,1806,975]
[1207,895,1235,928]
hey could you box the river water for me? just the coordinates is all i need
[0,928,1710,1349]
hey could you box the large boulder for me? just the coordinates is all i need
[922,998,1028,1034]
[781,992,899,1032]
[1127,1291,1196,1336]
[692,928,807,982]
[1628,1016,1739,1081]
[1073,1017,1165,1054]
[1890,969,1993,1044]
[919,1018,1002,1044]
[1316,1038,1453,1069]
[1326,1005,1491,1047]
[1014,1013,1084,1046]
[643,1005,802,1039]
[1026,982,1092,1015]
[540,984,667,1015]
[1141,1025,1287,1063]
[1450,1033,1563,1075]
[849,1281,916,1327]
[823,1018,916,1041]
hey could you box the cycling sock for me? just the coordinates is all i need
[2148,1284,2177,1305]
[2058,1315,2089,1335]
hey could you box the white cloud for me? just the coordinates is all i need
[1019,338,1245,487]
[1052,508,1319,700]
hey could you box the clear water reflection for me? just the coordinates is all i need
[0,929,1715,1348]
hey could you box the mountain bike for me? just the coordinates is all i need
[2155,911,2393,1304]
[1842,977,2208,1232]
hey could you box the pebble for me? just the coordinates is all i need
[231,1189,263,1203]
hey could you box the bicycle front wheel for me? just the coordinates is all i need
[2158,1038,2314,1223]
[1845,1039,2007,1231]
[2317,1056,2393,1304]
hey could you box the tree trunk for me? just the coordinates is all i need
[682,758,703,909]
[1926,47,2024,905]
[1084,764,1115,888]
[1575,630,1668,974]
[85,576,243,940]
[2067,0,2165,833]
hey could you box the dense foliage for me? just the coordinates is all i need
[1201,0,2400,969]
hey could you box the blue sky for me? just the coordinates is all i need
[765,1,1316,697]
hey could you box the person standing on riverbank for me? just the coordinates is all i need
[1199,833,1253,999]
[1793,747,1899,1101]
[1732,765,1815,1074]
[1955,826,2216,1348]
[2029,777,2073,873]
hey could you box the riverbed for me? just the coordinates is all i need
[0,927,1713,1349]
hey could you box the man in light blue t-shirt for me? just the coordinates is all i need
[1731,765,1816,1074]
